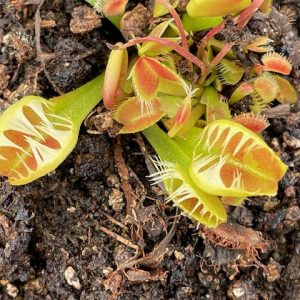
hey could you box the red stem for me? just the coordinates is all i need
[197,21,225,56]
[234,0,265,29]
[157,0,189,52]
[121,37,207,77]
[209,43,235,70]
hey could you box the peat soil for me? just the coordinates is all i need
[0,0,300,299]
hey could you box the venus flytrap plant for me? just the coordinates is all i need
[142,117,287,227]
[228,82,254,105]
[113,97,164,133]
[97,0,292,228]
[253,52,293,75]
[225,43,297,111]
[0,74,104,185]
[272,75,298,104]
[250,74,279,113]
[1,0,293,232]
[143,124,227,228]
[216,59,245,86]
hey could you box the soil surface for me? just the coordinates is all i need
[0,0,300,299]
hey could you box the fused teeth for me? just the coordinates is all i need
[253,74,278,100]
[113,96,164,133]
[0,96,75,185]
[190,119,288,197]
[273,75,298,104]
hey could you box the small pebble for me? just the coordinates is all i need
[174,250,185,261]
[67,206,76,213]
[266,259,282,282]
[64,266,81,290]
[284,186,296,199]
[6,283,18,298]
[232,287,245,298]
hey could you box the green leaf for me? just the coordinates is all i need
[186,0,251,17]
[182,13,223,32]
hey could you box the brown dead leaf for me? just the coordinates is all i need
[103,272,123,293]
[125,268,167,282]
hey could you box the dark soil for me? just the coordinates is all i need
[0,0,300,299]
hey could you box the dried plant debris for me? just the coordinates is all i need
[3,32,34,63]
[70,6,102,33]
[120,4,153,41]
[0,213,17,242]
[0,65,10,92]
[201,222,269,262]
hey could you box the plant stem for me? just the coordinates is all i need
[51,73,104,125]
[158,0,189,52]
[107,15,122,28]
[234,0,264,29]
[208,42,235,70]
[197,21,225,56]
[121,37,208,77]
[142,124,190,168]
